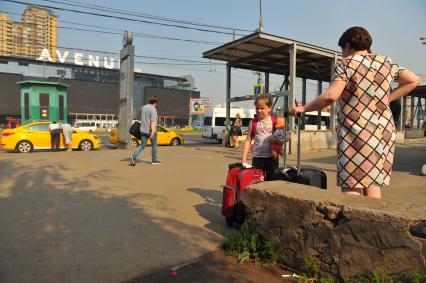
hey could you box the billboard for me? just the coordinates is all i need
[190,97,211,114]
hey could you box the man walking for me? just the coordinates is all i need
[48,121,61,151]
[129,96,160,166]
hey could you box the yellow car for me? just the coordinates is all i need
[109,125,184,147]
[0,121,102,153]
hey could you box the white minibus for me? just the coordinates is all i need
[202,107,256,142]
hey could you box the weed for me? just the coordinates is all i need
[345,268,426,283]
[297,256,337,283]
[302,255,321,278]
[223,224,279,264]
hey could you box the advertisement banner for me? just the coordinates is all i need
[190,98,211,114]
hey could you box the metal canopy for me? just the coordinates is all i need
[203,32,340,82]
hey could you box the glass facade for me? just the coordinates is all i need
[0,56,195,113]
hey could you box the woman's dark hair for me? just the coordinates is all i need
[338,26,372,51]
[254,94,273,107]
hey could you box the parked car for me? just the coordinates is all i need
[0,121,102,153]
[109,125,184,147]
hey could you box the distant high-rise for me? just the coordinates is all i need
[0,13,13,56]
[0,6,57,59]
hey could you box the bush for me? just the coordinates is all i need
[223,224,279,264]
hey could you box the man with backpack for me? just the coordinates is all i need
[129,96,161,166]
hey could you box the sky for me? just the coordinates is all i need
[1,0,425,107]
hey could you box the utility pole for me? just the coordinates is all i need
[256,0,264,32]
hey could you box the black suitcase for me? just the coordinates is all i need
[269,114,327,190]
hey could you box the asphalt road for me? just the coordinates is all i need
[100,132,220,148]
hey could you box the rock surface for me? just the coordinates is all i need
[245,181,426,279]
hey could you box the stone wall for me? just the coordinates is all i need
[289,130,336,151]
[245,182,426,279]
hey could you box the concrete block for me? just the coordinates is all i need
[245,182,426,279]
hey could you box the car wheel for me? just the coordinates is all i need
[130,138,139,149]
[79,139,93,151]
[16,140,33,153]
[170,137,181,146]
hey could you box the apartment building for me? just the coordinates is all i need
[0,6,57,59]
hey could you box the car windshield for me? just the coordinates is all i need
[157,126,167,132]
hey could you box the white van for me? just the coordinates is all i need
[73,121,98,132]
[202,107,256,142]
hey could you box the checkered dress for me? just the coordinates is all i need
[332,54,404,189]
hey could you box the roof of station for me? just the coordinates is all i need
[203,31,341,82]
[17,80,70,88]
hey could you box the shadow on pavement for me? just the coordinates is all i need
[126,249,289,283]
[187,188,228,237]
[0,160,219,283]
[392,143,426,175]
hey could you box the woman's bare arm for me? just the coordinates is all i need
[389,69,421,102]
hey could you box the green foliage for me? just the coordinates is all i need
[345,268,426,283]
[372,268,394,283]
[302,255,321,278]
[296,256,337,283]
[223,224,279,264]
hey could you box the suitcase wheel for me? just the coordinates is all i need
[225,217,234,227]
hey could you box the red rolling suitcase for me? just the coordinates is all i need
[222,163,264,226]
[270,114,327,189]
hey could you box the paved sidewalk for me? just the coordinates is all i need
[0,147,236,282]
[0,141,424,282]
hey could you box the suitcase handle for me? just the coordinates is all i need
[282,104,302,176]
[295,101,301,176]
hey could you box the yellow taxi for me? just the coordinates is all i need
[109,125,184,147]
[0,121,102,153]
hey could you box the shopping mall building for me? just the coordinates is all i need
[0,55,200,127]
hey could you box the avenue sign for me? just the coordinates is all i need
[37,48,118,69]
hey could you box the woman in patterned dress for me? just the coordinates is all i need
[290,26,420,198]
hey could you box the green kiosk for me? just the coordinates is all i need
[17,80,69,125]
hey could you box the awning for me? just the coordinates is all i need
[203,32,341,82]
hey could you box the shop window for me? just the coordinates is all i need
[59,95,64,120]
[39,93,49,120]
[24,93,29,119]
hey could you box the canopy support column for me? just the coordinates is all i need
[317,81,323,130]
[301,78,306,130]
[289,43,297,130]
[225,64,232,146]
[265,72,270,93]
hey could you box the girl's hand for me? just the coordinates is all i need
[289,105,306,117]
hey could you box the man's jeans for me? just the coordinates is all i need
[131,132,158,162]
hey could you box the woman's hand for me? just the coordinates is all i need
[289,105,306,117]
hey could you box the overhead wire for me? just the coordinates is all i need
[43,0,252,33]
[0,36,225,64]
[0,11,225,45]
[4,0,247,36]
